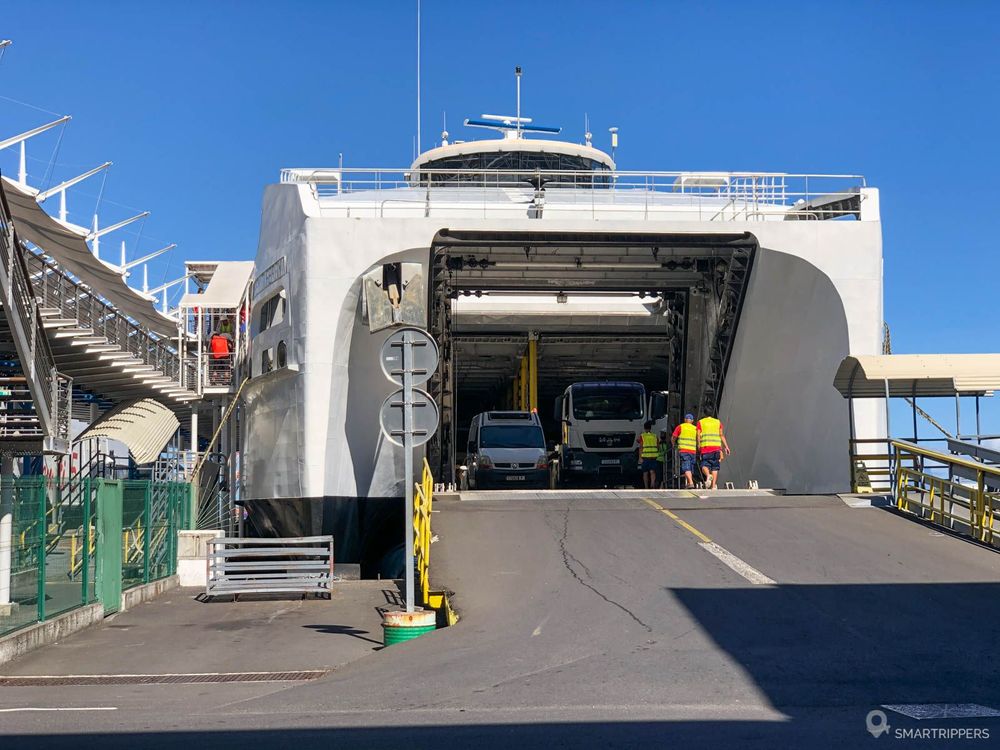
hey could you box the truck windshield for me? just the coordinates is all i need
[572,388,644,420]
[480,425,545,449]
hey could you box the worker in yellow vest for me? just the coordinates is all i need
[697,413,731,490]
[656,430,670,489]
[635,421,659,489]
[671,413,699,489]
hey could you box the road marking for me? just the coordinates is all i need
[698,542,775,585]
[642,498,711,543]
[0,707,118,713]
[643,498,775,585]
[883,704,1000,720]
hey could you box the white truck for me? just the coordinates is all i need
[553,381,672,487]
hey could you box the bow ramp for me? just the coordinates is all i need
[242,490,1000,746]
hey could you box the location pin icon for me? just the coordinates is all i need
[866,709,890,738]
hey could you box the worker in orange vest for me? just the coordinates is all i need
[209,330,231,384]
[697,413,731,490]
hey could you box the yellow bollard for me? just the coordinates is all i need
[528,337,538,412]
[519,356,528,411]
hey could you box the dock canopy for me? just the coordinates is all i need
[179,261,254,308]
[834,354,1000,398]
[2,176,177,336]
[76,398,180,464]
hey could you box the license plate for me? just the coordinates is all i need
[601,459,619,465]
[507,475,525,481]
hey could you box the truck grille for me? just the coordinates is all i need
[583,432,635,449]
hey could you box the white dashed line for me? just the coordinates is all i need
[698,542,776,585]
[0,706,118,714]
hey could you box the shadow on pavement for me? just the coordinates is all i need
[302,623,383,646]
[669,582,1000,712]
[5,716,998,750]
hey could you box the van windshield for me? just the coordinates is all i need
[480,425,545,449]
[572,387,644,420]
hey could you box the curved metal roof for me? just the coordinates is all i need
[76,398,180,464]
[834,354,1000,398]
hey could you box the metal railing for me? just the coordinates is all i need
[205,536,334,600]
[203,351,235,388]
[413,458,434,607]
[281,168,868,221]
[893,441,1000,549]
[850,438,909,493]
[24,250,197,393]
[0,181,70,441]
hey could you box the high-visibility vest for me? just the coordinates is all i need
[657,442,669,461]
[210,335,230,360]
[639,432,658,458]
[699,417,722,451]
[676,423,697,453]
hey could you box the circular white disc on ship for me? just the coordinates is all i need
[378,387,440,447]
[379,326,439,387]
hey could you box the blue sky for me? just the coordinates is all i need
[1,1,997,413]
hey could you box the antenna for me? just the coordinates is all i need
[441,111,449,146]
[609,127,619,161]
[515,66,522,138]
[584,113,592,147]
[416,0,421,154]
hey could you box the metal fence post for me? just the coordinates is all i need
[36,478,46,623]
[82,478,91,604]
[142,481,151,584]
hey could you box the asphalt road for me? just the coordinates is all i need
[3,491,1000,749]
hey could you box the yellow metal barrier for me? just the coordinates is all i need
[413,458,434,607]
[412,459,458,625]
[850,438,917,493]
[893,441,1000,548]
[69,524,97,578]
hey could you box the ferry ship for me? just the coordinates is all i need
[243,111,883,572]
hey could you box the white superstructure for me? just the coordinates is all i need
[244,123,883,571]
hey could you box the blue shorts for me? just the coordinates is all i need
[641,458,658,471]
[701,452,721,471]
[679,453,697,474]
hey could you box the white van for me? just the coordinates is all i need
[466,411,548,489]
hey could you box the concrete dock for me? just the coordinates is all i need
[3,492,1000,748]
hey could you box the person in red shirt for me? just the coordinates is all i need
[671,414,699,489]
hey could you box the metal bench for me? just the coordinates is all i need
[205,536,335,600]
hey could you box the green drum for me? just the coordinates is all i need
[382,609,437,646]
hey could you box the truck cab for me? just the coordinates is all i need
[554,382,670,486]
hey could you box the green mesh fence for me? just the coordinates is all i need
[1,476,191,639]
[121,480,188,590]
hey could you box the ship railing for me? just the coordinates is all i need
[281,168,867,221]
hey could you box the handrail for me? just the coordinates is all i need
[892,440,1000,477]
[0,177,64,438]
[893,441,999,549]
[24,249,197,393]
[413,458,434,607]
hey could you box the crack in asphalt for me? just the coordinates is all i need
[557,508,653,633]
